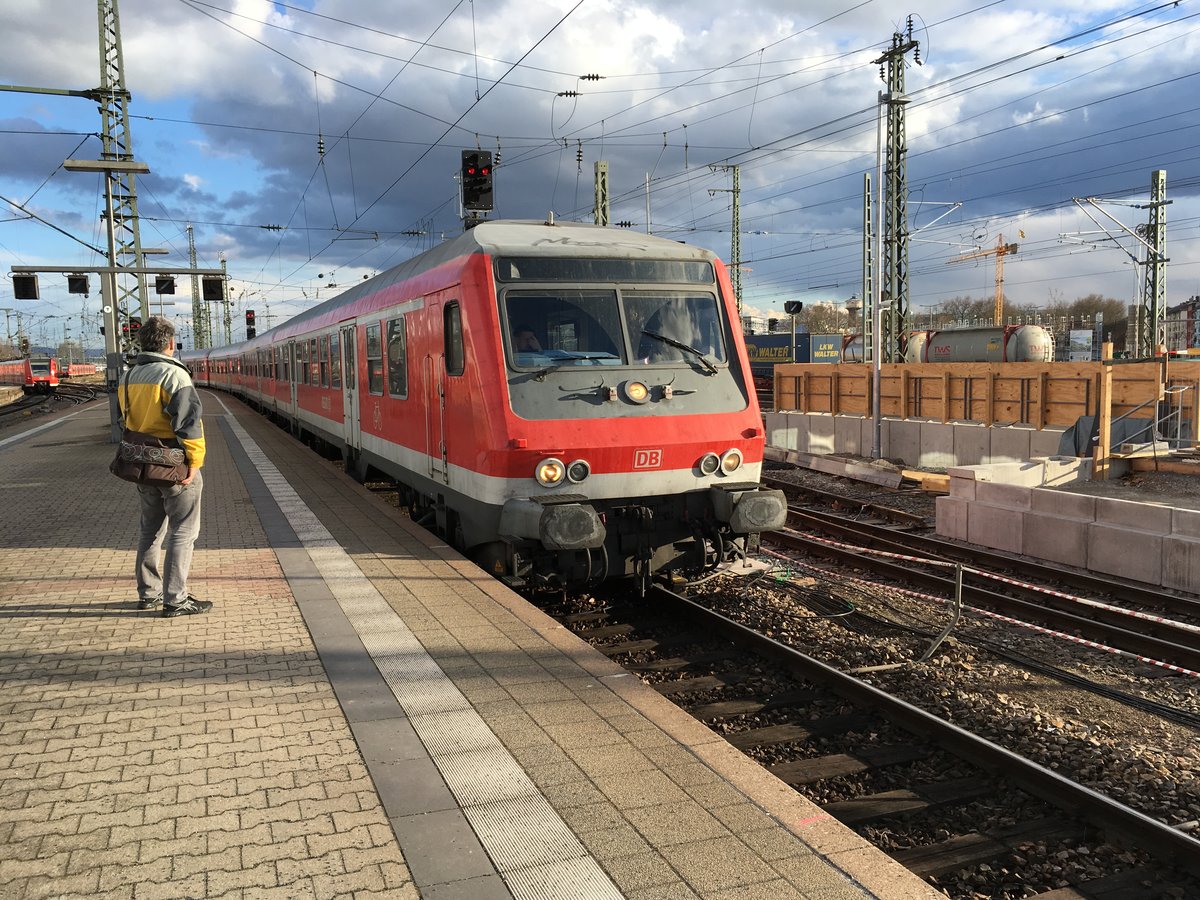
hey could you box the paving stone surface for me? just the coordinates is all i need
[0,406,416,899]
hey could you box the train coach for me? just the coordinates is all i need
[0,357,59,393]
[185,219,786,590]
[62,361,98,377]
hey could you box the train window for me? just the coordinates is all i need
[342,328,355,390]
[444,303,464,376]
[319,337,329,388]
[283,345,291,383]
[504,289,624,368]
[625,291,727,366]
[329,332,341,389]
[366,323,384,394]
[386,316,407,397]
[297,341,309,384]
[309,338,319,385]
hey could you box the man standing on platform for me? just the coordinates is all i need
[119,315,212,617]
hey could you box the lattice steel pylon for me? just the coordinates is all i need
[1139,169,1168,357]
[96,0,149,345]
[873,23,920,362]
[187,224,211,349]
[710,165,742,316]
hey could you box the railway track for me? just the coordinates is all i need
[765,484,1200,673]
[548,584,1200,898]
[54,383,100,404]
[0,394,50,419]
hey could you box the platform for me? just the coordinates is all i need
[0,394,937,899]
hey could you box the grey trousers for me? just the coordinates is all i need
[135,470,203,606]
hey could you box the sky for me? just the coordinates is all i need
[2,0,1199,349]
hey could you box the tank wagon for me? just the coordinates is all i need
[185,219,787,590]
[910,325,1054,363]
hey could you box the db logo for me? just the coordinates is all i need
[633,449,662,469]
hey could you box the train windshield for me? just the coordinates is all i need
[29,360,51,375]
[506,290,626,367]
[625,292,726,366]
[503,288,727,371]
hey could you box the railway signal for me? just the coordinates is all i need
[245,309,256,339]
[201,276,224,302]
[12,274,39,300]
[461,150,494,211]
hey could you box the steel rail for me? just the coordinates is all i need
[785,506,1200,638]
[768,528,1200,671]
[763,473,929,527]
[649,584,1200,876]
[766,474,1198,613]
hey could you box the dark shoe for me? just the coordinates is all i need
[137,597,162,610]
[163,596,213,618]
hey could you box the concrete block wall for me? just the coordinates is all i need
[761,411,1195,592]
[762,412,1067,469]
[935,462,1198,593]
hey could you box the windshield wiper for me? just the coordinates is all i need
[641,330,718,375]
[528,351,620,381]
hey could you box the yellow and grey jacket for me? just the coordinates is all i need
[118,351,206,468]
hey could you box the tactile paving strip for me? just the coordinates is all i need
[222,413,623,900]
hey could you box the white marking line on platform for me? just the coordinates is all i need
[219,409,622,900]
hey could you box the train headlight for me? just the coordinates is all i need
[719,448,743,475]
[622,380,650,404]
[566,459,591,484]
[698,453,721,476]
[535,457,566,487]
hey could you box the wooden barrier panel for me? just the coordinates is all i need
[774,360,1200,431]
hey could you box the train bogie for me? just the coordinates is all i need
[185,220,787,589]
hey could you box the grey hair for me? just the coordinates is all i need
[138,315,175,353]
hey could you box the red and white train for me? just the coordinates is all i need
[62,361,98,377]
[184,219,786,589]
[0,357,59,393]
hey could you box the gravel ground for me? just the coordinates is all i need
[740,460,1200,894]
[690,569,1200,897]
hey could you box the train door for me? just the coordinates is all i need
[423,353,446,483]
[423,300,448,484]
[340,324,359,448]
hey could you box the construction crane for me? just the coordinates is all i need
[947,234,1019,325]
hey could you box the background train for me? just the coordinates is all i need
[184,219,786,590]
[62,361,98,377]
[0,357,59,393]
